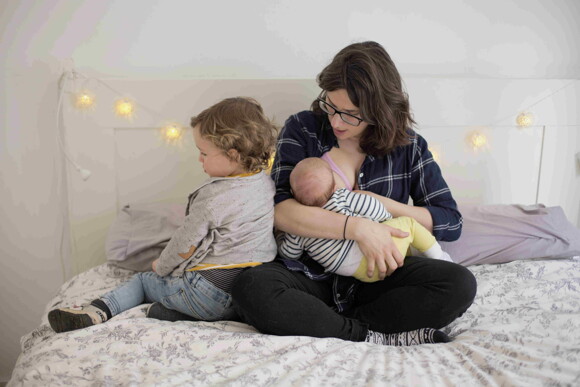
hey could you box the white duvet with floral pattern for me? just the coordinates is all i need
[8,257,580,386]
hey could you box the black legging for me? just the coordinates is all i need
[231,256,477,341]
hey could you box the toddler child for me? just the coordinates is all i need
[279,157,452,282]
[49,97,278,333]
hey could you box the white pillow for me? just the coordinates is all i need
[106,203,186,271]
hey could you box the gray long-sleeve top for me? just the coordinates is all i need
[156,171,277,277]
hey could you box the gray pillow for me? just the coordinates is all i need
[441,204,580,266]
[106,203,186,271]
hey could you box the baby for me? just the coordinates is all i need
[279,157,452,282]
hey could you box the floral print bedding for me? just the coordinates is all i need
[8,257,580,386]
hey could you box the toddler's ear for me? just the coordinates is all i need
[227,149,240,161]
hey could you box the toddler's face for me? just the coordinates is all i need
[193,126,243,177]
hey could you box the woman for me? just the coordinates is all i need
[231,41,476,346]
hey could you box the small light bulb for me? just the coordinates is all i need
[516,112,534,128]
[429,148,440,163]
[265,152,276,173]
[469,132,487,150]
[75,91,95,109]
[115,99,135,118]
[166,126,180,139]
[162,124,183,144]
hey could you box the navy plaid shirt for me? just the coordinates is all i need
[271,110,462,312]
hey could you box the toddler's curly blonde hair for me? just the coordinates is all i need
[191,97,277,172]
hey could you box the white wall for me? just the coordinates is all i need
[1,0,579,382]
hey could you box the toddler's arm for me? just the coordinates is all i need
[155,198,214,276]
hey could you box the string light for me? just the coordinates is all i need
[57,72,93,181]
[516,112,534,128]
[74,90,95,110]
[468,131,488,151]
[114,98,136,119]
[161,123,183,144]
[429,148,441,163]
[62,70,576,163]
[265,152,276,174]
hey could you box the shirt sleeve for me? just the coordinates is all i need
[155,196,213,276]
[278,233,306,260]
[344,190,391,222]
[409,135,462,241]
[270,113,323,204]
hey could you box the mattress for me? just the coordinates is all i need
[9,257,580,386]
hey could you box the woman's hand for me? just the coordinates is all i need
[347,217,408,280]
[152,258,159,273]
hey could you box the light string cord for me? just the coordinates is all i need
[70,69,168,122]
[57,71,92,180]
[486,79,577,128]
[56,68,186,277]
[418,79,578,128]
[56,71,81,279]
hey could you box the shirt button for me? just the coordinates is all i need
[359,173,364,178]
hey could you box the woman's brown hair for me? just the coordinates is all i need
[191,97,277,172]
[312,41,415,156]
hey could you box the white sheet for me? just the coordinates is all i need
[9,257,580,386]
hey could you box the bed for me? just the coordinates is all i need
[9,255,580,386]
[8,78,580,386]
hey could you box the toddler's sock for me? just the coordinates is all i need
[90,299,112,319]
[48,299,110,333]
[146,302,198,322]
[365,328,450,346]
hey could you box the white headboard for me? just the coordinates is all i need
[61,78,580,275]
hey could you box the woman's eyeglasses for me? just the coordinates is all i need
[317,98,364,126]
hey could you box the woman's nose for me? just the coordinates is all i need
[330,114,343,129]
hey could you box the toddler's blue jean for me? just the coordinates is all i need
[101,271,236,321]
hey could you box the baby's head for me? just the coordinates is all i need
[290,158,335,207]
[191,97,277,175]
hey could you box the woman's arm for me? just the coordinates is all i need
[275,199,346,239]
[355,191,434,232]
[408,135,462,241]
[275,199,409,279]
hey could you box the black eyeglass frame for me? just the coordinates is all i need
[316,93,365,127]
